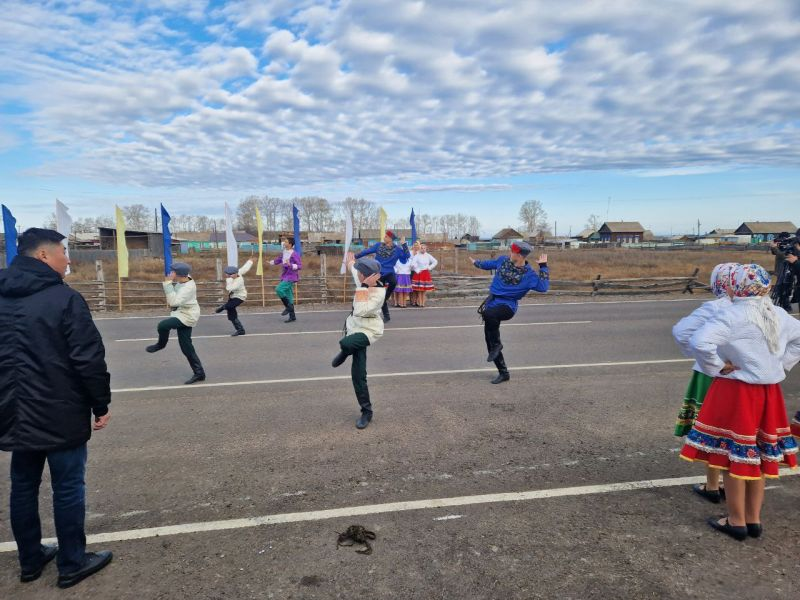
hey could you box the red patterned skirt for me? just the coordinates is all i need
[411,270,435,292]
[680,378,798,480]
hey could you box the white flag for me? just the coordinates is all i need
[55,199,73,275]
[224,202,238,268]
[340,209,353,275]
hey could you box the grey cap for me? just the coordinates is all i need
[511,241,532,257]
[354,257,381,277]
[224,265,238,275]
[171,262,191,277]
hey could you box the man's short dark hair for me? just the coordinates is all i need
[285,237,295,247]
[17,228,66,257]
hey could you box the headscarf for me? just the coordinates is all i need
[731,263,779,353]
[709,262,738,298]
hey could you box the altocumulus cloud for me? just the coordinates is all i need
[0,0,799,189]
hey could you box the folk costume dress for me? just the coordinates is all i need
[411,251,438,293]
[394,257,413,295]
[680,265,800,480]
[671,263,737,436]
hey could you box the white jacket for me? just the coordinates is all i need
[672,298,731,375]
[164,279,201,327]
[690,298,800,384]
[411,253,437,272]
[226,260,253,301]
[345,267,386,343]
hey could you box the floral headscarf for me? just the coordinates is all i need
[709,262,738,298]
[731,263,779,353]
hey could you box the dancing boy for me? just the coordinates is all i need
[216,258,253,336]
[272,237,301,323]
[470,242,548,384]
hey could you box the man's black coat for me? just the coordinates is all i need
[0,256,110,451]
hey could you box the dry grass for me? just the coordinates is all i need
[67,247,776,284]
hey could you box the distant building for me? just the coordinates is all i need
[575,228,601,242]
[597,222,645,243]
[492,228,525,247]
[733,222,798,244]
[98,227,166,255]
[358,228,413,245]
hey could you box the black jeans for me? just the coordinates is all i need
[10,444,88,575]
[483,304,515,372]
[156,317,200,366]
[222,297,244,321]
[339,333,372,415]
[378,273,397,313]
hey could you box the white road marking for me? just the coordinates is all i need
[433,515,464,521]
[110,358,693,393]
[2,469,795,552]
[93,297,703,321]
[114,320,592,342]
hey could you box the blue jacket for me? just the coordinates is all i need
[355,242,410,276]
[474,255,549,313]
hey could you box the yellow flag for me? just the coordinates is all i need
[379,207,387,240]
[255,204,264,276]
[115,205,129,278]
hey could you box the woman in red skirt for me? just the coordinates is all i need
[410,243,438,307]
[681,263,800,540]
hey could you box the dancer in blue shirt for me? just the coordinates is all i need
[355,230,410,322]
[471,242,549,384]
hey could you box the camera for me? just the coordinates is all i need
[775,232,799,255]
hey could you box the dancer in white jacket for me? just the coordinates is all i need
[331,255,386,429]
[216,259,253,336]
[146,262,205,384]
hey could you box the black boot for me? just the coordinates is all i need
[491,355,510,384]
[487,343,503,363]
[280,297,290,316]
[355,389,372,428]
[146,344,164,353]
[185,354,206,385]
[356,413,373,429]
[332,351,348,368]
[215,305,226,314]
[285,305,296,323]
[381,304,390,322]
[231,318,245,336]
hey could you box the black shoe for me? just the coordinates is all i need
[491,372,510,384]
[285,314,297,323]
[692,483,722,504]
[747,523,763,538]
[20,544,58,583]
[332,351,348,368]
[487,344,503,363]
[57,551,113,589]
[231,330,245,336]
[280,298,290,316]
[145,344,163,353]
[356,414,372,429]
[185,373,206,385]
[707,517,747,541]
[214,305,225,314]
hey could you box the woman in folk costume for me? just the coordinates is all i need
[410,243,438,308]
[393,253,413,308]
[271,237,301,323]
[672,262,738,503]
[146,262,205,385]
[216,258,253,336]
[680,264,800,540]
[331,255,386,430]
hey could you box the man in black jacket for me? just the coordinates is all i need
[0,228,113,588]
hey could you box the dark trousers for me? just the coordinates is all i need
[10,444,88,575]
[339,333,372,415]
[156,317,203,372]
[483,304,515,373]
[379,273,397,314]
[222,298,244,322]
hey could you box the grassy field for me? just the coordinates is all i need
[68,246,776,284]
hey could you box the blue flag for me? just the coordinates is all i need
[292,204,302,257]
[2,204,17,267]
[161,204,172,276]
[410,208,417,245]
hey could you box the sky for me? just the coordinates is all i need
[1,0,799,236]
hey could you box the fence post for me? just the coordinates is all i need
[591,274,602,296]
[683,267,701,294]
[95,260,107,311]
[454,247,459,274]
[215,258,223,281]
[320,253,328,304]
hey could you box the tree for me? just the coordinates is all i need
[519,200,548,236]
[585,214,602,232]
[336,198,378,233]
[236,196,262,234]
[43,213,57,229]
[123,204,151,230]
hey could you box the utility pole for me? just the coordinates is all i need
[697,219,701,237]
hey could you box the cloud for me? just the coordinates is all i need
[387,184,514,194]
[0,0,799,191]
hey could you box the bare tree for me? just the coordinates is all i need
[467,216,481,237]
[519,200,548,236]
[123,204,151,230]
[43,213,57,229]
[236,196,262,234]
[585,214,602,232]
[336,198,378,233]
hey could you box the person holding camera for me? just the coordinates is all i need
[773,233,800,312]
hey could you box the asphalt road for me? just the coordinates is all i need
[2,297,800,600]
